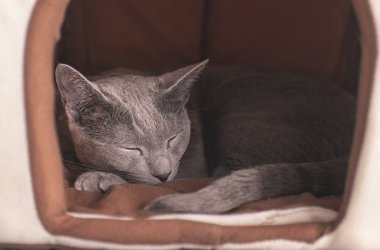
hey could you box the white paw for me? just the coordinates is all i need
[74,171,127,192]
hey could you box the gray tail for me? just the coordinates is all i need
[250,158,348,199]
[146,158,348,214]
[196,158,348,213]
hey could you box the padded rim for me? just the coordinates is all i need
[313,1,380,248]
[25,0,69,230]
[333,0,377,227]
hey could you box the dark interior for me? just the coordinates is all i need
[55,0,361,180]
[56,0,360,93]
[49,0,361,184]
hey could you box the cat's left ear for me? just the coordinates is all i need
[158,59,208,112]
[55,64,109,123]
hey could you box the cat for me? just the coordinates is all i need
[55,60,355,213]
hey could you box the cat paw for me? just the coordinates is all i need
[145,192,227,214]
[74,171,127,192]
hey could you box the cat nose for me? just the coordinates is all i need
[152,156,171,182]
[153,172,171,182]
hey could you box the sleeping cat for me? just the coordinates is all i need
[55,60,355,213]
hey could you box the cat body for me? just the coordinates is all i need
[56,61,355,213]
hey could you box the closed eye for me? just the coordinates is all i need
[167,135,178,148]
[123,147,143,155]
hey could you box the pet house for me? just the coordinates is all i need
[1,0,380,249]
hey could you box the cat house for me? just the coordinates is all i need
[1,0,380,249]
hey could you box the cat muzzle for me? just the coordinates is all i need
[151,156,171,182]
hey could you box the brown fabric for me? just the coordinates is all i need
[207,0,357,86]
[334,0,377,228]
[61,0,360,91]
[61,0,205,75]
[62,179,340,244]
[24,0,361,246]
[66,180,340,218]
[25,0,70,231]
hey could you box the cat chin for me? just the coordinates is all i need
[132,172,177,185]
[128,176,164,185]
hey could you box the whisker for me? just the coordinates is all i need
[180,158,200,162]
[63,160,94,170]
[186,106,214,112]
[63,159,138,182]
[186,110,209,114]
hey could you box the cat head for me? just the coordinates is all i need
[55,60,208,184]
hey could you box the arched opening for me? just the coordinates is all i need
[23,0,377,247]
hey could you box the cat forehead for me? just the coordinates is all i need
[93,75,159,102]
[104,106,181,148]
[94,74,158,91]
[90,75,178,136]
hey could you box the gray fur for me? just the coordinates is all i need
[75,171,127,192]
[56,62,355,213]
[146,159,347,213]
[56,60,208,189]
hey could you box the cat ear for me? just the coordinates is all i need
[158,59,208,112]
[55,64,108,123]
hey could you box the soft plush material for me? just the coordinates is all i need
[64,180,340,244]
[66,180,340,219]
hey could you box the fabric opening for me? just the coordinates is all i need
[24,0,367,246]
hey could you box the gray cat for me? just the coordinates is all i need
[55,60,355,213]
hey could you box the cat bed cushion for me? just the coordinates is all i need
[64,180,340,244]
[67,180,340,218]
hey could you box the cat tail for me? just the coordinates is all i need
[230,158,347,199]
[147,158,347,213]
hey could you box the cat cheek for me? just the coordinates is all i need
[131,154,147,167]
[169,142,184,156]
[125,154,142,164]
[121,156,144,171]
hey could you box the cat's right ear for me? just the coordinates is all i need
[157,59,208,113]
[55,64,107,123]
